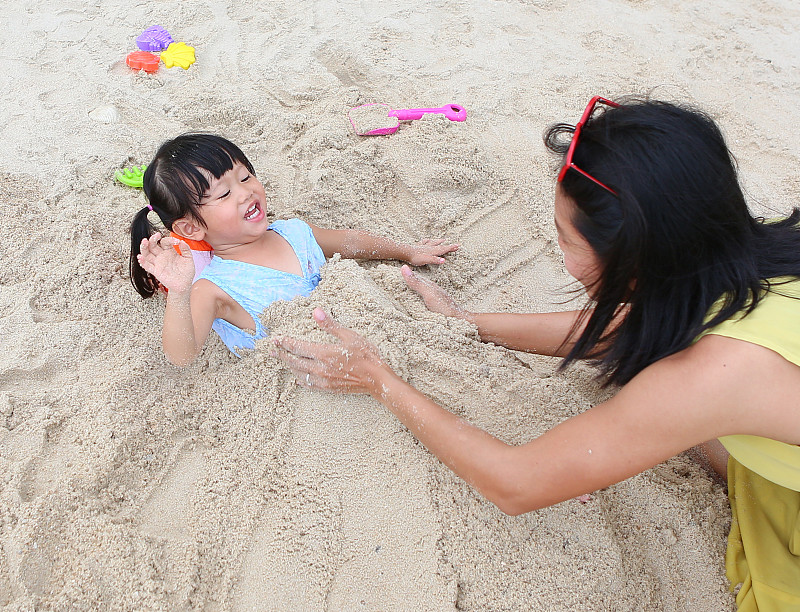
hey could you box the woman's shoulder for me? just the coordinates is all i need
[616,333,800,445]
[702,276,800,367]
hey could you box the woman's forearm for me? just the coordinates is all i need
[467,311,585,357]
[366,364,532,514]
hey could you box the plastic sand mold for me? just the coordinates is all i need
[136,25,174,52]
[348,103,466,136]
[114,165,147,188]
[125,27,196,73]
[126,51,160,73]
[160,42,196,69]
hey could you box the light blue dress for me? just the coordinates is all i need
[197,218,325,356]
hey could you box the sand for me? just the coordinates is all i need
[2,0,799,609]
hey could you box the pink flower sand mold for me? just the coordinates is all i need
[348,103,467,136]
[136,25,174,52]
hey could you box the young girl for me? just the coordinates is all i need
[273,98,800,610]
[129,134,458,366]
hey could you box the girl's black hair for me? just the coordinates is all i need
[544,97,800,386]
[129,134,255,298]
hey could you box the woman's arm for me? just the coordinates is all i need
[400,266,585,357]
[308,223,459,266]
[273,310,750,515]
[468,311,586,357]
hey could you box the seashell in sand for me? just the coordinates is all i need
[88,105,120,123]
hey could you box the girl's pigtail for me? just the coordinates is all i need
[129,206,162,298]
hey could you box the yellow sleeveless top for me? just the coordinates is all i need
[701,277,800,492]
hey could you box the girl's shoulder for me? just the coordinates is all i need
[269,218,320,249]
[270,217,310,229]
[190,277,234,314]
[269,217,313,236]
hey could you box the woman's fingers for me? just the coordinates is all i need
[271,308,390,396]
[273,335,330,360]
[401,265,467,319]
[292,368,362,392]
[311,308,361,344]
[273,341,362,391]
[401,264,432,293]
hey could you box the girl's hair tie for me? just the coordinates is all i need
[146,203,154,212]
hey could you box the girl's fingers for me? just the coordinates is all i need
[174,239,192,258]
[160,236,183,249]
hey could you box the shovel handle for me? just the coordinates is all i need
[388,104,466,122]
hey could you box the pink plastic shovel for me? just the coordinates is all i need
[348,103,467,136]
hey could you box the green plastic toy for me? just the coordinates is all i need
[114,165,147,188]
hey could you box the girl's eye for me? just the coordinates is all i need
[241,174,250,182]
[220,190,231,199]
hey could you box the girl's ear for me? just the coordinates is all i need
[171,216,206,241]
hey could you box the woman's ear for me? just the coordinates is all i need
[171,216,206,241]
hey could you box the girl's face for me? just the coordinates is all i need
[196,162,268,246]
[554,186,603,293]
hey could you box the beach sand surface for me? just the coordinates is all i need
[1,0,799,609]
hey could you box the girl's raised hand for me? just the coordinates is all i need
[406,238,459,266]
[272,308,388,394]
[137,233,195,294]
[401,265,471,320]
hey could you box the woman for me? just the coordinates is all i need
[273,97,800,610]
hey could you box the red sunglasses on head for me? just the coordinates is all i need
[557,96,620,196]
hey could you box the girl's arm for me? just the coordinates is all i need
[308,223,459,266]
[273,311,759,515]
[161,281,219,366]
[137,234,218,366]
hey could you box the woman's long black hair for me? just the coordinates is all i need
[128,134,255,298]
[544,97,800,386]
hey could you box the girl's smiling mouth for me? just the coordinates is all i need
[244,201,263,221]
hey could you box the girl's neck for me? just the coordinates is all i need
[210,227,277,263]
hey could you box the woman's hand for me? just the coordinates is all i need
[401,265,472,320]
[405,238,459,266]
[137,233,196,294]
[272,308,391,395]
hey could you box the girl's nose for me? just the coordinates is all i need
[236,184,252,203]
